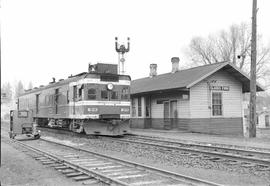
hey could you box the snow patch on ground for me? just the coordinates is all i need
[42,136,85,146]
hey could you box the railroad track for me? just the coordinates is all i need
[37,126,270,171]
[109,136,270,171]
[3,136,222,186]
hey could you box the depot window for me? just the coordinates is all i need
[212,92,223,116]
[88,89,96,100]
[132,99,136,117]
[138,97,142,117]
[101,90,108,99]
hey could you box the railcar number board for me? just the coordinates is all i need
[18,111,28,118]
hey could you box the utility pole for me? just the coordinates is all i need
[249,0,257,138]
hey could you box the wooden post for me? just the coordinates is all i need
[249,0,257,138]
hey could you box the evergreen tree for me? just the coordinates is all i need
[28,81,33,90]
[15,81,25,98]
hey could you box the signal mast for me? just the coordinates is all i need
[115,37,130,74]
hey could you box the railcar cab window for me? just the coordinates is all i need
[212,92,223,116]
[88,88,96,100]
[111,91,118,100]
[101,90,108,99]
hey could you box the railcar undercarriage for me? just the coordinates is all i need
[35,117,130,136]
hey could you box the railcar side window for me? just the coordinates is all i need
[212,92,223,116]
[121,87,130,100]
[88,89,96,100]
[101,90,108,99]
[73,86,77,100]
[132,99,136,117]
[78,85,84,101]
[66,91,69,103]
[111,91,118,100]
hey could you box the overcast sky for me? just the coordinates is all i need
[1,0,270,90]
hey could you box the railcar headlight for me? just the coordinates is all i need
[107,83,114,90]
[121,108,130,112]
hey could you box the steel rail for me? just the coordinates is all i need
[111,137,270,166]
[38,126,270,166]
[8,138,130,186]
[39,137,223,186]
[131,135,270,156]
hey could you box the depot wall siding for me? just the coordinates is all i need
[130,118,190,130]
[190,71,243,118]
[150,92,190,119]
[189,117,243,135]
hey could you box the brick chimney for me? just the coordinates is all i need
[149,64,157,77]
[171,57,180,73]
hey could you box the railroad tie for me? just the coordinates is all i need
[61,169,77,174]
[42,161,56,165]
[49,163,65,167]
[114,174,148,179]
[100,168,132,173]
[82,179,100,185]
[54,165,70,170]
[130,180,167,186]
[87,165,123,170]
[73,175,92,181]
[65,172,84,177]
[106,170,141,176]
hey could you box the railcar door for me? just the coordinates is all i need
[72,85,77,115]
[36,94,39,114]
[55,89,59,114]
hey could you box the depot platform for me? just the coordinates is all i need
[131,128,270,150]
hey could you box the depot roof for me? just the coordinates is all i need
[131,62,264,95]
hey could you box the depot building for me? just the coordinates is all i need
[130,58,264,136]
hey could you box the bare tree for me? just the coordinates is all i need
[187,23,270,82]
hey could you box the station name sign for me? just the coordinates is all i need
[210,86,230,91]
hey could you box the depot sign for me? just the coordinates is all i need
[210,86,230,91]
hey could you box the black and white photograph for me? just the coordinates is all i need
[1,0,270,185]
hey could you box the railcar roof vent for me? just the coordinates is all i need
[39,85,44,88]
[59,79,64,81]
[34,87,38,89]
[49,77,56,84]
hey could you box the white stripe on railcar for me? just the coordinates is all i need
[69,101,130,106]
[69,114,130,119]
[69,114,99,119]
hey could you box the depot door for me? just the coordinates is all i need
[170,100,178,128]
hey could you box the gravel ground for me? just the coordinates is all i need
[39,130,270,186]
[1,123,104,186]
[2,122,269,185]
[0,140,87,186]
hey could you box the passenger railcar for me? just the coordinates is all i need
[18,63,131,136]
